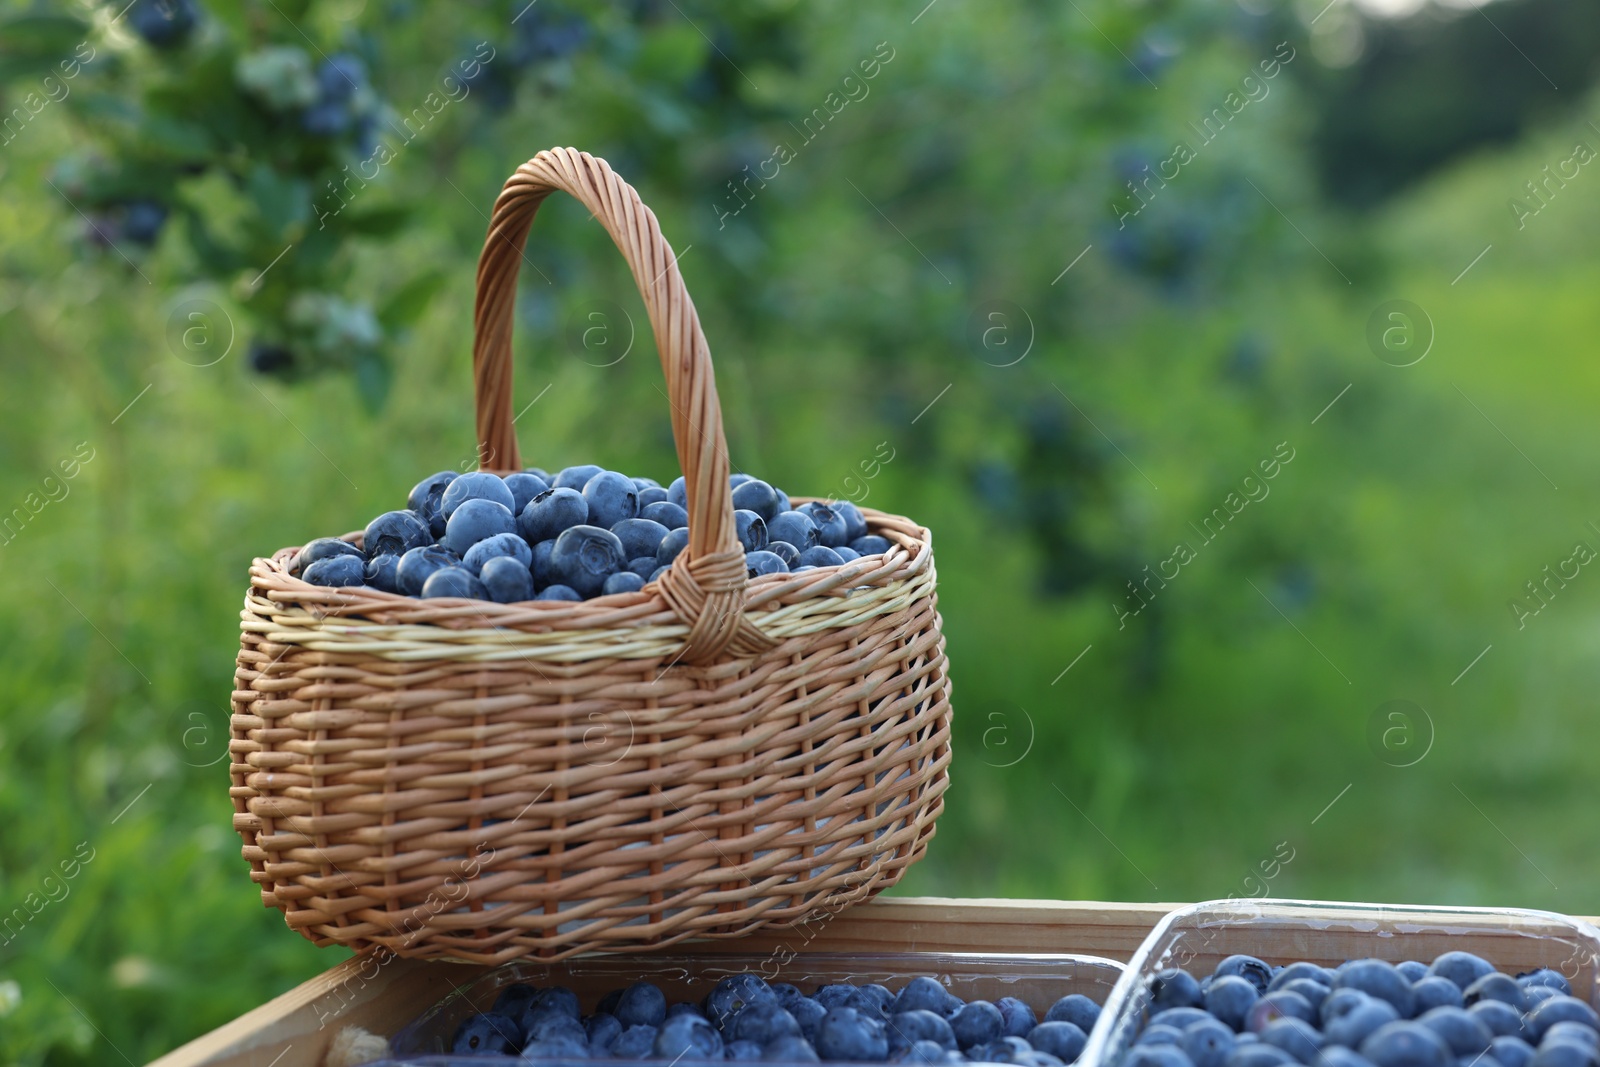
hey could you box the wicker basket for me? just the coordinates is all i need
[228,147,953,964]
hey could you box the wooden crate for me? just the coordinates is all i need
[149,898,1176,1067]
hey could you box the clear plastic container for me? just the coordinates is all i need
[377,950,1127,1065]
[1080,898,1600,1067]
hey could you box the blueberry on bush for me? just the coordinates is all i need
[127,0,199,48]
[520,487,590,545]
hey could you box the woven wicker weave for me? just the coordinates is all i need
[229,147,952,963]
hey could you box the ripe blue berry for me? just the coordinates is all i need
[796,546,845,568]
[364,553,400,592]
[611,518,670,561]
[735,1003,803,1045]
[1260,1018,1324,1061]
[667,476,688,508]
[798,501,848,547]
[835,546,861,562]
[641,501,688,529]
[519,487,589,544]
[421,566,488,599]
[1413,978,1464,1014]
[602,571,645,595]
[1494,1038,1536,1067]
[1181,1019,1236,1067]
[450,1012,520,1055]
[1469,1001,1522,1038]
[127,0,198,47]
[554,464,604,491]
[950,1001,1003,1049]
[462,532,533,574]
[396,545,458,595]
[1027,1021,1087,1062]
[1325,998,1400,1049]
[479,556,533,603]
[1519,972,1572,996]
[767,541,800,566]
[550,525,624,597]
[887,1010,957,1052]
[584,470,640,528]
[364,510,432,558]
[850,534,893,556]
[1429,954,1497,993]
[586,1012,623,1051]
[1526,998,1600,1043]
[627,557,658,579]
[834,500,869,542]
[298,537,362,571]
[611,1025,658,1058]
[656,1014,724,1059]
[1152,970,1205,1012]
[767,511,819,551]
[1463,974,1525,1011]
[1337,961,1414,1018]
[649,565,670,583]
[706,975,776,1032]
[766,1035,822,1062]
[731,479,780,521]
[503,472,550,514]
[616,982,668,1029]
[638,486,671,508]
[726,1039,765,1060]
[1217,957,1274,996]
[815,1007,889,1062]
[303,554,365,587]
[407,470,459,536]
[1045,995,1100,1033]
[536,585,581,601]
[746,550,789,578]
[632,476,662,490]
[1206,975,1260,1031]
[994,998,1037,1040]
[894,977,959,1018]
[443,499,517,556]
[441,471,515,519]
[734,509,769,552]
[1360,1022,1453,1067]
[657,527,690,566]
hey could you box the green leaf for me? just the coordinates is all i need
[0,15,92,68]
[354,349,392,414]
[339,204,410,237]
[377,270,447,332]
[245,163,311,242]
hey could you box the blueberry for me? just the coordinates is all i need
[894,1039,951,1064]
[443,498,517,555]
[1324,989,1375,1025]
[612,518,670,561]
[1218,957,1275,997]
[364,510,432,558]
[835,546,861,562]
[1413,978,1466,1014]
[123,200,168,245]
[1429,954,1497,993]
[616,982,668,1029]
[767,541,801,566]
[798,501,849,547]
[493,984,538,1018]
[1526,998,1600,1043]
[548,525,624,597]
[764,1035,821,1062]
[667,476,688,508]
[531,538,558,588]
[731,479,781,521]
[835,500,869,542]
[397,545,459,595]
[816,1006,890,1062]
[422,566,488,599]
[520,1035,590,1059]
[982,1036,1042,1063]
[746,550,789,578]
[302,553,365,587]
[1519,973,1572,996]
[642,501,689,529]
[1154,1010,1216,1031]
[1360,1022,1453,1067]
[554,464,604,491]
[649,565,671,583]
[639,486,671,508]
[1228,1044,1294,1067]
[1144,1025,1194,1046]
[1283,982,1331,1015]
[729,472,755,488]
[1338,962,1415,1018]
[997,998,1038,1039]
[656,1012,726,1059]
[706,975,776,1032]
[583,471,639,528]
[1249,992,1316,1031]
[463,532,534,575]
[735,1003,803,1045]
[1532,1044,1599,1067]
[407,470,459,535]
[480,556,534,602]
[315,53,365,101]
[1183,1019,1239,1067]
[657,527,691,566]
[585,1012,623,1051]
[896,978,958,1017]
[1326,1000,1401,1048]
[503,472,550,514]
[1269,965,1336,992]
[441,471,516,519]
[816,985,859,1012]
[525,1000,584,1037]
[771,985,806,1011]
[850,534,893,556]
[1545,1024,1600,1050]
[525,467,552,482]
[888,1010,958,1051]
[363,554,400,593]
[301,101,351,137]
[1396,964,1431,984]
[536,584,581,601]
[451,1011,521,1054]
[1026,1021,1087,1062]
[610,1025,658,1058]
[767,511,820,551]
[1464,975,1525,1011]
[950,1002,1003,1049]
[796,546,845,568]
[1045,995,1101,1033]
[298,536,363,571]
[861,986,897,1018]
[727,1039,766,1060]
[1527,989,1564,1009]
[126,0,198,47]
[1317,1050,1380,1067]
[1494,1038,1537,1067]
[1469,1001,1523,1039]
[1261,1018,1324,1062]
[626,556,658,580]
[1208,976,1262,1032]
[667,1003,706,1020]
[602,571,645,595]
[734,509,769,552]
[520,487,590,544]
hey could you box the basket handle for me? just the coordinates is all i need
[472,147,774,664]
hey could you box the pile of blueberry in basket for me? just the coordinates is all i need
[291,466,893,603]
[439,973,1100,1064]
[1123,951,1594,1067]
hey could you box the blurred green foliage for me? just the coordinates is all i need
[1,0,1598,1063]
